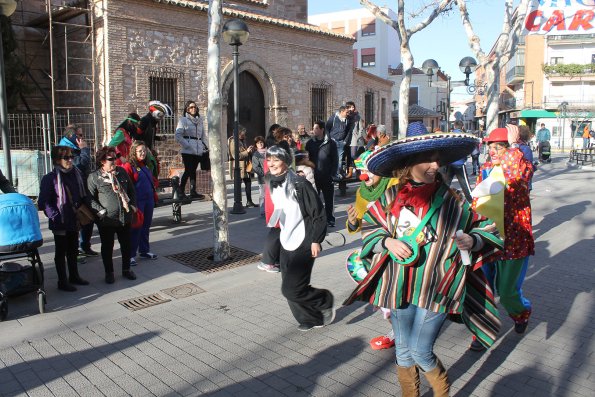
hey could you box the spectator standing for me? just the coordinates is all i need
[87,147,137,284]
[109,113,141,166]
[326,106,350,180]
[345,101,366,177]
[251,136,267,217]
[58,124,98,257]
[265,145,334,331]
[306,121,338,228]
[297,124,310,148]
[123,141,158,266]
[536,123,551,160]
[38,146,89,291]
[175,100,207,200]
[228,126,257,207]
[582,123,593,149]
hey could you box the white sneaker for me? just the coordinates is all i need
[257,263,280,273]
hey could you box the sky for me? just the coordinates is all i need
[307,0,505,100]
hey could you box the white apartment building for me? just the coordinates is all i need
[309,7,401,79]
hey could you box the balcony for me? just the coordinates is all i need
[506,66,525,84]
[543,63,595,82]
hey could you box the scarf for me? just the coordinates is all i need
[269,172,288,189]
[53,165,85,223]
[391,180,440,219]
[359,177,391,202]
[101,168,130,212]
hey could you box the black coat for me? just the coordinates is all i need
[305,134,338,182]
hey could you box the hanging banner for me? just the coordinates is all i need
[524,0,595,35]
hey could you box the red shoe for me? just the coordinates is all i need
[370,335,395,350]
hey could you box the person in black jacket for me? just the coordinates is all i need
[87,147,137,284]
[305,121,338,227]
[265,145,334,331]
[0,168,15,193]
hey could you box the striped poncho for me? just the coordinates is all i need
[344,183,505,347]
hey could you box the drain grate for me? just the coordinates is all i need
[166,246,261,273]
[161,283,206,299]
[118,293,171,311]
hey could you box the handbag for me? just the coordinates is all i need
[131,209,144,229]
[65,186,95,226]
[245,160,253,173]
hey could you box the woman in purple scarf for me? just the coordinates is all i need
[39,146,90,291]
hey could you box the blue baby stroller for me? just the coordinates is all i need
[0,193,45,321]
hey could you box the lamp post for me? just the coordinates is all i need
[559,101,568,152]
[222,18,249,215]
[0,0,17,184]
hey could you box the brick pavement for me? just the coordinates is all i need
[1,154,594,396]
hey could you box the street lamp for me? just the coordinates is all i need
[392,99,398,110]
[222,18,249,215]
[558,101,568,152]
[422,59,451,131]
[0,0,17,184]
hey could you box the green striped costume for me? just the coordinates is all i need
[344,184,504,348]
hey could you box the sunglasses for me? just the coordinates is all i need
[61,155,74,160]
[105,157,116,162]
[187,105,197,109]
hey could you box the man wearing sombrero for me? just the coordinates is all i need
[470,127,534,350]
[343,121,503,397]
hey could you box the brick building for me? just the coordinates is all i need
[11,0,392,165]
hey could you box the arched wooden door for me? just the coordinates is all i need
[227,71,265,146]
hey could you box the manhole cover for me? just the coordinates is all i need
[118,293,171,311]
[166,246,261,273]
[161,283,205,299]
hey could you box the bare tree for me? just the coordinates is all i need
[456,0,531,131]
[207,0,230,261]
[360,0,455,133]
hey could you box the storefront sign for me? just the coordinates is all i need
[524,1,595,35]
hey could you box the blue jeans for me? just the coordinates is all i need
[335,139,345,176]
[391,304,447,371]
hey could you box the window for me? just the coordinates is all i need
[550,57,564,65]
[409,87,419,106]
[364,91,374,125]
[381,98,386,124]
[149,67,183,134]
[361,18,376,36]
[361,48,376,67]
[311,84,330,127]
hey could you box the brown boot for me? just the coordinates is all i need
[397,365,420,397]
[422,360,450,397]
[346,167,354,178]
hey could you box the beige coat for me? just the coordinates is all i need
[228,137,252,180]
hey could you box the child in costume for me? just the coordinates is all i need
[344,122,503,397]
[471,127,534,349]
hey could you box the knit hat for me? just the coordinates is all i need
[366,121,479,177]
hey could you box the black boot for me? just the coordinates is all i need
[123,270,137,280]
[56,256,76,291]
[58,281,77,292]
[105,272,115,284]
[68,259,89,286]
[189,182,204,200]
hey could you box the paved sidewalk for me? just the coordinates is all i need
[1,154,594,397]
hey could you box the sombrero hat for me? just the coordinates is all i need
[366,121,480,177]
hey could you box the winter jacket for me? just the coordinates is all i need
[347,112,365,147]
[175,114,206,156]
[252,150,266,184]
[138,113,162,150]
[305,133,338,182]
[228,137,252,180]
[0,168,15,193]
[38,168,86,232]
[326,112,349,142]
[87,167,137,228]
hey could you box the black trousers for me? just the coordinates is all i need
[280,240,333,327]
[181,153,201,192]
[315,177,335,223]
[98,224,131,274]
[243,178,253,203]
[262,227,280,265]
[53,231,81,283]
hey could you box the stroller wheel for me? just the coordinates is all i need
[38,291,46,314]
[0,300,7,321]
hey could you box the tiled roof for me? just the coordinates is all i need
[152,0,355,41]
[391,104,440,117]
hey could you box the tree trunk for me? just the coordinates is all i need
[207,0,230,261]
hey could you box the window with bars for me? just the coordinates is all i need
[364,91,374,125]
[311,86,329,127]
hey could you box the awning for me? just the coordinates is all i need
[519,109,558,118]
